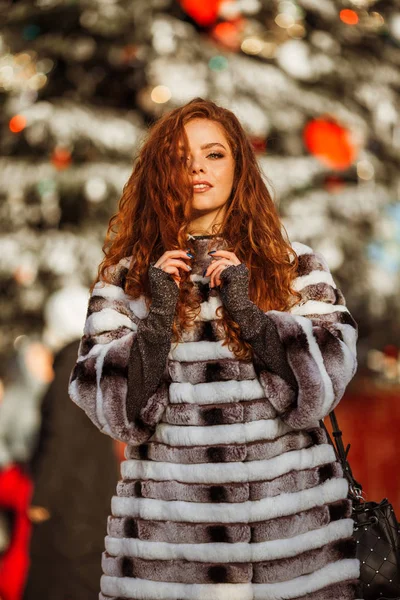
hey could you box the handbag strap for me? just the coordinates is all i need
[319,411,363,498]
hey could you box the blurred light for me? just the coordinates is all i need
[28,73,47,90]
[121,45,139,63]
[25,342,54,384]
[369,12,384,26]
[278,1,298,16]
[14,53,33,66]
[37,178,57,196]
[357,159,374,180]
[275,13,295,28]
[241,37,264,55]
[14,265,36,286]
[22,24,41,40]
[14,335,28,350]
[80,10,99,28]
[36,58,54,74]
[389,14,400,41]
[85,177,107,203]
[213,20,243,51]
[340,9,359,25]
[179,0,219,27]
[367,348,384,371]
[349,0,368,7]
[28,506,51,523]
[51,147,72,170]
[151,85,172,103]
[0,65,14,88]
[287,24,306,39]
[304,118,357,170]
[259,41,277,59]
[9,114,27,133]
[70,37,96,61]
[208,55,229,71]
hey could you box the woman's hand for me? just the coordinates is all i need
[204,250,241,288]
[153,249,193,288]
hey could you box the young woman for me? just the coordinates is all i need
[68,98,361,600]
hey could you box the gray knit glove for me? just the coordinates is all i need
[148,262,180,321]
[219,262,253,314]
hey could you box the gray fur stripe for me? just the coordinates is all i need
[101,537,356,583]
[120,444,336,484]
[111,478,348,524]
[101,552,252,582]
[253,537,357,583]
[105,519,354,562]
[116,463,343,503]
[168,357,257,383]
[100,558,359,599]
[125,427,327,464]
[162,398,277,425]
[107,499,351,544]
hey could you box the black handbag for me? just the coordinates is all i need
[320,411,400,600]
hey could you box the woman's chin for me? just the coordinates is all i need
[191,196,216,211]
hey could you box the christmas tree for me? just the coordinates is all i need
[1,0,400,379]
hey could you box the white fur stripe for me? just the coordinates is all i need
[112,477,348,524]
[84,308,137,336]
[101,576,253,600]
[253,558,360,599]
[101,558,359,600]
[290,241,313,258]
[294,315,335,415]
[290,301,349,316]
[169,340,235,362]
[121,443,336,484]
[92,283,150,319]
[95,338,129,435]
[292,270,336,291]
[105,518,353,562]
[152,418,291,446]
[92,281,127,300]
[95,344,111,430]
[195,296,223,321]
[169,379,265,405]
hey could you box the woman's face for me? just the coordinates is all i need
[181,118,235,214]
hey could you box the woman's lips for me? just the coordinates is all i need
[193,185,212,193]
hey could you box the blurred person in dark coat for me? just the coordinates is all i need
[22,287,119,600]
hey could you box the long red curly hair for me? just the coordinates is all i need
[92,97,302,360]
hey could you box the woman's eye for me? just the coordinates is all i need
[208,152,224,159]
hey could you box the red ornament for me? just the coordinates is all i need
[9,115,27,133]
[303,117,357,170]
[0,465,33,600]
[51,147,72,170]
[324,174,346,193]
[211,18,245,51]
[251,137,267,154]
[179,0,221,27]
[340,9,359,25]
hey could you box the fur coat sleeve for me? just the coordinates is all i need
[220,241,358,430]
[68,257,176,445]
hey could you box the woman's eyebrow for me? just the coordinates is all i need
[178,142,227,150]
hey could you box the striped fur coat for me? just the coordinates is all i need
[68,237,361,600]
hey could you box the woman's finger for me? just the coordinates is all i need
[210,263,233,288]
[205,257,231,278]
[208,250,241,264]
[157,258,192,272]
